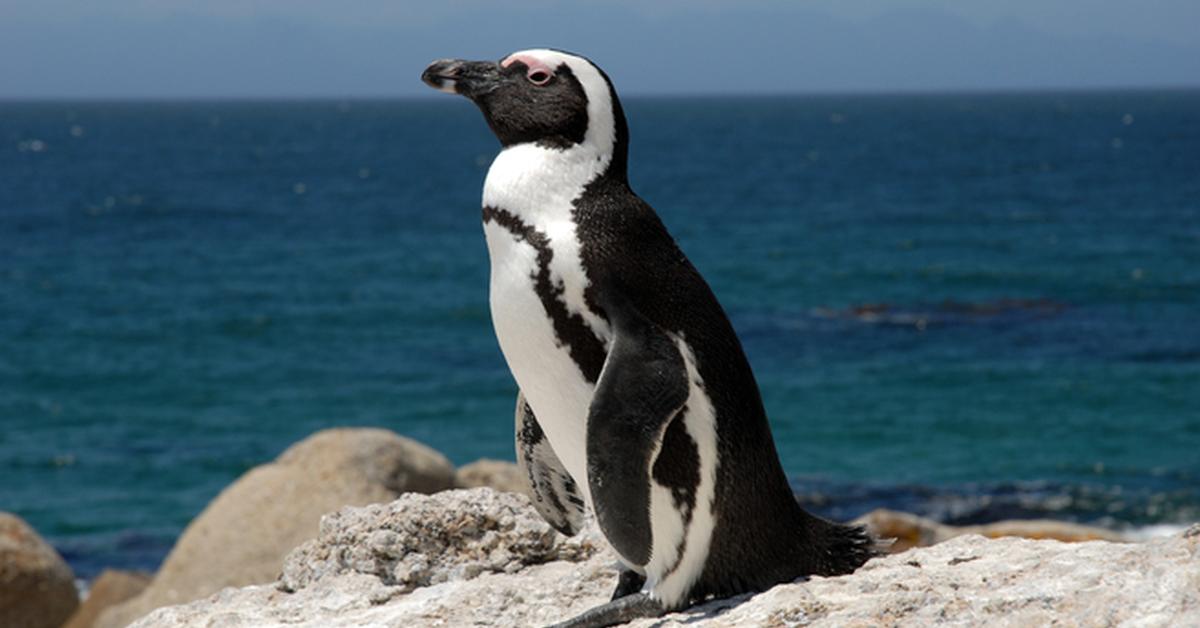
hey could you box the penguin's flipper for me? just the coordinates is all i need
[515,391,587,536]
[585,291,690,568]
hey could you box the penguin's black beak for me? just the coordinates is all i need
[421,59,503,99]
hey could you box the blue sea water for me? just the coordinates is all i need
[2,91,1198,580]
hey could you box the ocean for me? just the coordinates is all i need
[2,91,1198,580]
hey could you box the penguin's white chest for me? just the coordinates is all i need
[479,143,613,498]
[482,217,607,498]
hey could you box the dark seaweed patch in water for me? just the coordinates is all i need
[811,298,1068,330]
[793,474,1200,529]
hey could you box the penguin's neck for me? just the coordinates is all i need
[482,141,611,224]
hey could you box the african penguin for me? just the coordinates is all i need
[421,50,877,627]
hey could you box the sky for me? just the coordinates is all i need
[1,0,1198,98]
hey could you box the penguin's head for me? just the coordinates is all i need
[422,49,626,165]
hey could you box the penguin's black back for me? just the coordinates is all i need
[572,168,876,602]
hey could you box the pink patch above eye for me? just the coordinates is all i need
[502,53,555,82]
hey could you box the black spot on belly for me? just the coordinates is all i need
[651,408,699,520]
[483,206,607,383]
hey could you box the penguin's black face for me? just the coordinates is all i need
[422,54,590,149]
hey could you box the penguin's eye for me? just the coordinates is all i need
[527,70,552,86]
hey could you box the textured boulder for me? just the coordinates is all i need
[280,489,599,594]
[0,512,80,628]
[63,570,151,628]
[98,428,455,628]
[454,458,529,495]
[854,508,1127,553]
[130,490,1200,628]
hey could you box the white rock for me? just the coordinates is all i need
[131,490,1200,628]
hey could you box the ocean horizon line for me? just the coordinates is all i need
[3,83,1199,105]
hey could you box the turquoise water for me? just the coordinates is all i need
[2,91,1198,578]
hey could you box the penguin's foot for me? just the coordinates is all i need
[610,569,646,601]
[545,592,666,628]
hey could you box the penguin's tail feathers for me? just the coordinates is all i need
[811,517,886,576]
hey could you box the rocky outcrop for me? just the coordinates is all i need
[854,508,1127,553]
[279,489,599,593]
[98,428,456,628]
[454,458,528,495]
[639,524,1200,627]
[130,489,1200,628]
[0,512,80,628]
[63,570,151,628]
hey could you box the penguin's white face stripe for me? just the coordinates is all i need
[500,53,555,83]
[502,49,616,160]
